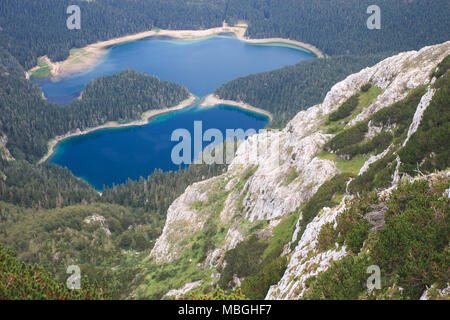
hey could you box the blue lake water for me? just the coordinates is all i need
[49,103,268,190]
[41,35,314,190]
[36,35,314,104]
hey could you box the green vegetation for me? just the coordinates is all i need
[2,1,448,70]
[134,176,232,299]
[220,173,354,299]
[399,67,450,175]
[0,0,449,300]
[0,202,152,298]
[0,159,226,299]
[236,166,258,212]
[101,163,226,217]
[0,160,97,209]
[361,84,371,92]
[318,193,375,254]
[323,84,381,135]
[320,85,428,190]
[338,132,393,160]
[219,235,268,288]
[346,78,447,194]
[358,85,382,109]
[185,288,248,300]
[240,213,299,299]
[324,121,369,153]
[328,94,359,122]
[0,49,189,162]
[318,151,368,176]
[324,84,423,156]
[0,244,109,300]
[192,179,231,261]
[215,55,388,127]
[299,173,353,234]
[283,167,301,185]
[305,177,450,299]
[30,59,51,78]
[371,86,427,138]
[219,212,299,299]
[431,54,450,79]
[348,152,397,194]
[303,254,373,300]
[134,249,214,300]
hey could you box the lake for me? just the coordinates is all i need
[49,103,268,190]
[40,35,314,190]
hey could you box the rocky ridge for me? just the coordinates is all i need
[147,41,449,298]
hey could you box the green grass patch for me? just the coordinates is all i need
[371,86,427,137]
[348,152,396,194]
[322,85,381,135]
[69,48,86,56]
[31,66,51,78]
[358,85,382,110]
[318,151,368,175]
[31,58,51,78]
[283,167,301,185]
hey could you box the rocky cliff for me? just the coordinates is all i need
[137,41,449,300]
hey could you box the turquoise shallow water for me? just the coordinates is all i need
[42,35,314,189]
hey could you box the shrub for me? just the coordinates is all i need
[317,222,338,252]
[361,83,372,92]
[328,94,359,122]
[368,179,450,298]
[399,71,449,175]
[337,131,393,159]
[348,153,396,193]
[371,86,426,137]
[219,235,268,288]
[302,255,372,300]
[324,121,368,152]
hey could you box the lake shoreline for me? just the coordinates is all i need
[38,94,196,164]
[27,23,323,80]
[200,94,273,123]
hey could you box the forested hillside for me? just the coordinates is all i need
[0,0,448,300]
[0,0,449,69]
[0,0,228,69]
[0,161,226,298]
[0,49,189,162]
[215,54,389,127]
[226,0,450,56]
[0,159,97,209]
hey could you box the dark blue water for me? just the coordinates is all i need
[36,35,314,104]
[50,104,268,190]
[44,35,314,189]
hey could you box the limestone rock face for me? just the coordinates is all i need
[149,41,450,296]
[267,42,449,300]
[0,134,14,162]
[150,177,218,263]
[266,199,350,300]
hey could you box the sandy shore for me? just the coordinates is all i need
[28,23,323,79]
[38,95,196,164]
[200,94,273,123]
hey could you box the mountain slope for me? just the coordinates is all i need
[135,41,450,299]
